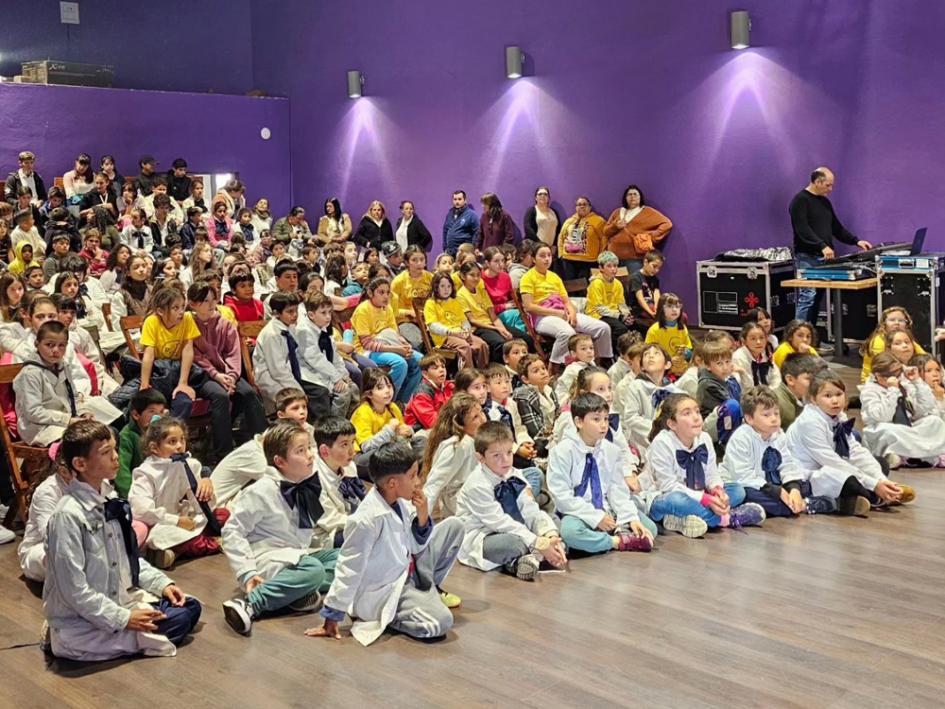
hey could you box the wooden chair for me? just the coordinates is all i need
[237,320,267,391]
[510,289,550,362]
[120,314,143,358]
[411,297,458,365]
[101,301,114,332]
[0,363,52,526]
[563,277,589,296]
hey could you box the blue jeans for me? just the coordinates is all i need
[794,252,825,324]
[153,596,202,646]
[368,350,423,403]
[649,482,746,528]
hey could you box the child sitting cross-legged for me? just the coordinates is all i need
[210,388,315,509]
[456,422,566,580]
[721,386,838,518]
[553,333,597,407]
[786,371,914,515]
[306,439,464,646]
[547,393,654,554]
[646,393,765,538]
[482,362,540,474]
[43,420,201,660]
[404,354,455,430]
[774,353,825,430]
[313,416,366,549]
[696,333,743,447]
[512,354,559,458]
[618,342,679,455]
[130,416,229,569]
[221,421,340,636]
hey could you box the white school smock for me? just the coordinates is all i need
[547,427,639,528]
[422,434,478,517]
[785,404,886,499]
[859,377,945,460]
[646,429,722,503]
[129,454,210,550]
[313,455,361,550]
[18,473,69,581]
[674,366,699,398]
[296,316,348,389]
[607,358,634,389]
[551,409,642,479]
[554,361,588,407]
[209,435,272,509]
[618,376,680,453]
[43,480,177,660]
[252,318,302,401]
[732,345,782,392]
[222,469,325,587]
[456,463,557,571]
[323,487,432,646]
[719,425,802,490]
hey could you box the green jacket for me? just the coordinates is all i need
[116,421,143,498]
[774,383,804,430]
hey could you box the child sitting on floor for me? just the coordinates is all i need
[732,320,781,391]
[618,342,678,454]
[117,388,167,498]
[482,362,538,472]
[221,422,339,636]
[307,439,464,646]
[772,319,819,369]
[721,386,837,517]
[608,331,643,388]
[404,354,455,430]
[130,416,229,569]
[786,371,914,515]
[313,416,366,548]
[422,393,486,519]
[859,351,945,469]
[911,353,945,419]
[696,334,743,447]
[646,393,765,538]
[456,422,566,580]
[43,420,201,660]
[547,393,654,554]
[352,368,424,481]
[554,333,596,406]
[774,353,824,430]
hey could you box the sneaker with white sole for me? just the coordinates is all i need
[288,590,323,612]
[512,553,541,581]
[729,502,766,528]
[147,547,176,569]
[804,496,837,515]
[885,452,903,470]
[661,514,708,538]
[223,598,254,635]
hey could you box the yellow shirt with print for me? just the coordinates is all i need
[140,312,200,360]
[424,298,468,347]
[519,268,567,304]
[457,284,494,328]
[351,300,398,354]
[391,270,433,323]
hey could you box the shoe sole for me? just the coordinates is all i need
[837,495,870,517]
[440,595,462,609]
[662,515,707,538]
[288,592,323,613]
[515,562,540,581]
[222,604,251,635]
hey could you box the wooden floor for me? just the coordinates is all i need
[5,364,945,708]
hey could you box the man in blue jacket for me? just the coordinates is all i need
[442,190,479,256]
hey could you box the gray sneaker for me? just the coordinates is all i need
[288,590,324,613]
[514,553,542,581]
[661,514,708,538]
[223,598,254,635]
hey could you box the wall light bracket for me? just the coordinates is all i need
[730,10,751,50]
[505,46,525,79]
[347,70,364,98]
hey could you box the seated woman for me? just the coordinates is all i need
[557,196,607,283]
[603,184,673,274]
[352,200,394,251]
[351,276,423,405]
[317,197,353,245]
[520,243,613,366]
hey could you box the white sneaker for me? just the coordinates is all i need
[885,452,903,470]
[0,525,15,544]
[222,598,254,635]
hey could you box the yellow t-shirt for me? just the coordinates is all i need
[860,333,925,382]
[772,341,818,369]
[217,304,237,326]
[351,300,398,354]
[351,402,404,451]
[424,298,468,346]
[391,270,433,322]
[451,271,463,293]
[456,284,494,328]
[584,276,625,319]
[645,323,693,359]
[519,268,567,304]
[140,312,200,360]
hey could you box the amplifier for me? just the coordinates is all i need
[877,254,945,351]
[21,60,114,87]
[697,259,794,331]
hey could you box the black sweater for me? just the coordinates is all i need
[789,189,857,256]
[353,216,394,250]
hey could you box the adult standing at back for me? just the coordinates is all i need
[394,200,432,252]
[603,184,672,274]
[523,186,562,250]
[442,190,479,256]
[557,196,607,282]
[790,167,872,323]
[476,193,515,251]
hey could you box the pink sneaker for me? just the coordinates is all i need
[616,532,653,552]
[935,454,945,469]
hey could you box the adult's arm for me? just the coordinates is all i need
[412,218,432,251]
[523,207,538,241]
[830,205,858,246]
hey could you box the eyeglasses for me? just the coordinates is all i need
[536,192,549,197]
[575,202,589,207]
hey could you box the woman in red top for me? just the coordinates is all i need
[480,246,526,334]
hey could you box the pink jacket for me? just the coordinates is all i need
[205,215,234,247]
[192,312,241,379]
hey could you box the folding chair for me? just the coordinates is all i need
[511,289,551,362]
[412,297,459,368]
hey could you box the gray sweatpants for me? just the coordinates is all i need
[389,517,463,640]
[482,533,530,566]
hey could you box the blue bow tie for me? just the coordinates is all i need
[761,446,782,486]
[337,476,366,509]
[605,412,620,442]
[170,452,221,535]
[280,476,324,529]
[726,377,742,402]
[574,453,604,509]
[832,418,856,459]
[103,497,140,587]
[652,388,673,410]
[676,444,709,490]
[494,476,528,524]
[892,394,913,427]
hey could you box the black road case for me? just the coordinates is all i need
[697,259,795,331]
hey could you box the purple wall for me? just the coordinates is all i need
[251,0,945,312]
[0,83,292,216]
[0,1,255,94]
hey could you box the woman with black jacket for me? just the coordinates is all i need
[394,200,433,252]
[523,185,563,248]
[352,200,394,250]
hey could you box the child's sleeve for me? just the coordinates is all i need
[221,488,264,587]
[859,384,900,426]
[604,469,640,526]
[703,439,724,490]
[115,429,136,498]
[298,326,344,385]
[514,389,543,439]
[911,379,938,418]
[422,441,458,515]
[45,511,131,632]
[13,370,72,429]
[129,468,179,527]
[546,446,606,529]
[138,315,160,349]
[352,407,396,453]
[405,391,437,429]
[316,481,348,547]
[718,429,754,484]
[322,516,374,617]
